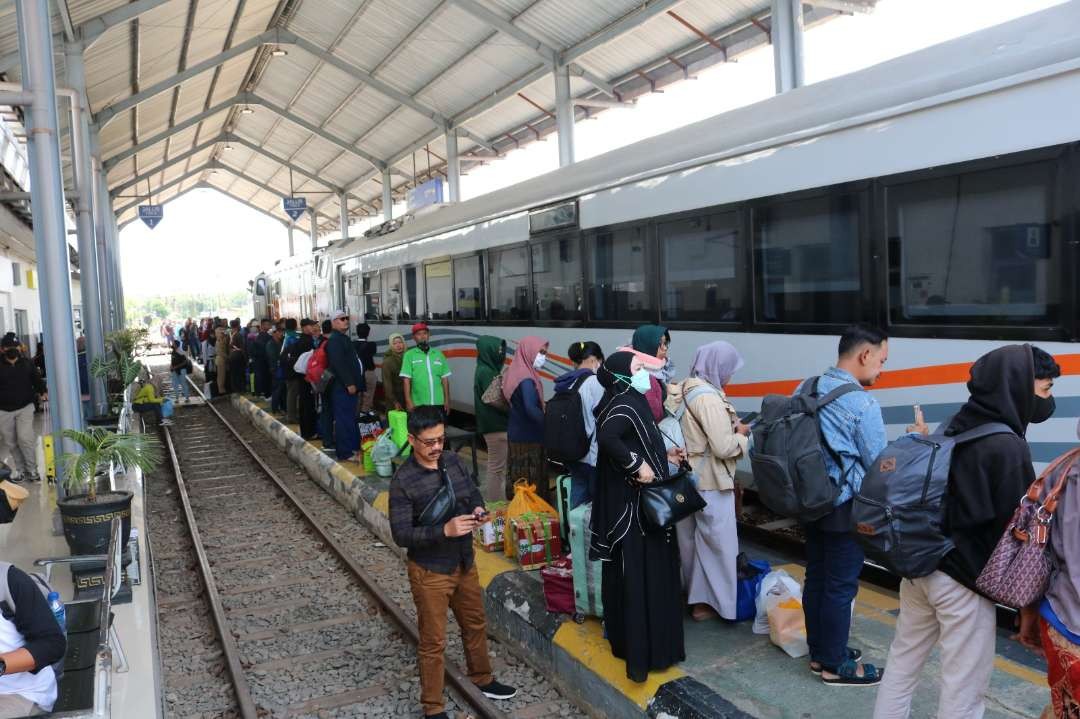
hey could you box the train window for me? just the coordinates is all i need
[887,161,1060,326]
[660,212,741,322]
[403,266,418,321]
[380,269,401,322]
[254,277,267,297]
[362,273,380,322]
[587,225,652,322]
[531,237,582,321]
[453,255,484,321]
[424,260,453,321]
[488,246,531,321]
[754,193,860,324]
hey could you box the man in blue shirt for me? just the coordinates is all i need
[800,325,926,686]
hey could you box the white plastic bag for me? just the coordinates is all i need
[293,349,313,375]
[753,570,801,635]
[767,583,808,658]
[370,432,399,477]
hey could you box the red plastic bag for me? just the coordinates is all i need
[305,343,328,386]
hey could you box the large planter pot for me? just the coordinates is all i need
[57,490,133,556]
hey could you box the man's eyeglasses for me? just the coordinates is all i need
[411,435,446,448]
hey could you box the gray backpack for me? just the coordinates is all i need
[0,562,66,678]
[851,420,1013,578]
[750,377,861,522]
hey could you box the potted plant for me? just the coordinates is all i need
[89,354,145,426]
[57,428,162,555]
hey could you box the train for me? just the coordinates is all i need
[252,4,1080,472]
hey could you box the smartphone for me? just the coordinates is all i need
[741,411,760,425]
[473,510,490,521]
[913,404,925,425]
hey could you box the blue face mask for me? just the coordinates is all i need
[630,368,652,394]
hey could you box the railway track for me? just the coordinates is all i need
[149,389,506,719]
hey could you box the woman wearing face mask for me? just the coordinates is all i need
[630,325,672,422]
[591,351,686,683]
[474,336,510,502]
[381,333,407,412]
[553,341,605,508]
[501,336,550,502]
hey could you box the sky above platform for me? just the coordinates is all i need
[118,0,1067,303]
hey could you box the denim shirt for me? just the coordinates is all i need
[799,367,888,506]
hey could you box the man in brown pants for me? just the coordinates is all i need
[213,320,229,396]
[389,406,516,718]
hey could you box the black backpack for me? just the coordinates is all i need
[852,420,1013,578]
[750,377,861,522]
[544,375,592,464]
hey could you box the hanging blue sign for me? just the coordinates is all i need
[283,196,307,221]
[138,204,163,229]
[407,178,444,211]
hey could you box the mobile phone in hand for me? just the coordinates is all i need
[913,404,925,425]
[741,411,760,425]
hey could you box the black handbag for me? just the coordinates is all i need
[639,461,707,530]
[417,458,457,527]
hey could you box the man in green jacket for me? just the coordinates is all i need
[473,336,509,500]
[400,323,452,414]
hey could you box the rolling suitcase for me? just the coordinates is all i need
[568,501,603,620]
[555,474,572,544]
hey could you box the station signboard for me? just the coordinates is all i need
[283,196,307,221]
[406,178,444,212]
[138,204,163,229]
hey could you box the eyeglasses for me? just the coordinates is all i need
[411,435,446,448]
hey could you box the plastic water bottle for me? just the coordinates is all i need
[47,592,66,634]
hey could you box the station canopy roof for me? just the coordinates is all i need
[0,0,874,234]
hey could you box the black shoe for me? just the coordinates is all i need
[477,679,517,700]
[423,713,448,719]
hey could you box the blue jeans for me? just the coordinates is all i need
[569,461,596,509]
[803,504,863,670]
[171,370,191,401]
[331,383,359,460]
[318,390,335,448]
[271,377,286,413]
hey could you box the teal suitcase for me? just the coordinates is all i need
[569,501,603,620]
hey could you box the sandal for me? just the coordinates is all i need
[810,648,862,674]
[821,659,883,686]
[691,604,719,622]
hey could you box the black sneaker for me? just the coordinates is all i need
[478,679,517,700]
[422,713,447,719]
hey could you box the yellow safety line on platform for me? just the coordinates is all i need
[777,564,1045,687]
[554,618,684,709]
[371,491,389,517]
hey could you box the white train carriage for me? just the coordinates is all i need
[258,4,1080,472]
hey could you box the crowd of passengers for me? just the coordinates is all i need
[104,316,1079,719]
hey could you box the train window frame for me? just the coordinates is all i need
[657,208,746,328]
[451,252,486,323]
[379,268,402,324]
[422,257,455,323]
[362,271,381,323]
[874,146,1075,342]
[583,220,659,328]
[485,242,534,325]
[747,183,870,332]
[529,232,585,327]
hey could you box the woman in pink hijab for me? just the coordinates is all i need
[501,336,550,501]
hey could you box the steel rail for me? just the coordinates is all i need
[161,426,260,719]
[183,379,507,719]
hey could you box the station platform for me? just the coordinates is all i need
[0,411,161,718]
[229,392,1050,719]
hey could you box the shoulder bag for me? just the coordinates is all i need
[481,367,510,412]
[975,448,1080,608]
[417,457,458,527]
[639,460,707,531]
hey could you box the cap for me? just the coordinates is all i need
[411,322,429,335]
[300,318,316,327]
[331,310,349,321]
[1,333,18,348]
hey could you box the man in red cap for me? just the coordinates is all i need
[399,323,452,415]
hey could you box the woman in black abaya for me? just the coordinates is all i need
[589,351,686,682]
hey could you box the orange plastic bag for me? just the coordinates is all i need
[504,480,558,557]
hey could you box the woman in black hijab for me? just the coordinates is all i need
[590,351,686,682]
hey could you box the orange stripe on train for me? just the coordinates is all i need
[725,353,1080,398]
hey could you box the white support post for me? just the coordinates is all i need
[287,223,295,257]
[772,0,805,93]
[64,42,108,419]
[18,0,85,461]
[382,169,393,222]
[308,210,318,250]
[553,63,575,167]
[338,192,349,242]
[92,164,116,334]
[445,126,460,203]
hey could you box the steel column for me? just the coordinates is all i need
[338,192,349,242]
[287,223,295,257]
[445,127,460,202]
[772,0,804,93]
[109,208,125,325]
[553,63,575,166]
[308,209,318,250]
[92,164,116,334]
[382,169,393,222]
[18,0,85,459]
[65,42,108,418]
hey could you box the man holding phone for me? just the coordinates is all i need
[389,406,516,719]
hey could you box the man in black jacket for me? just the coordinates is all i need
[285,319,317,439]
[0,334,46,483]
[873,344,1058,718]
[389,406,515,719]
[325,311,363,461]
[0,563,66,716]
